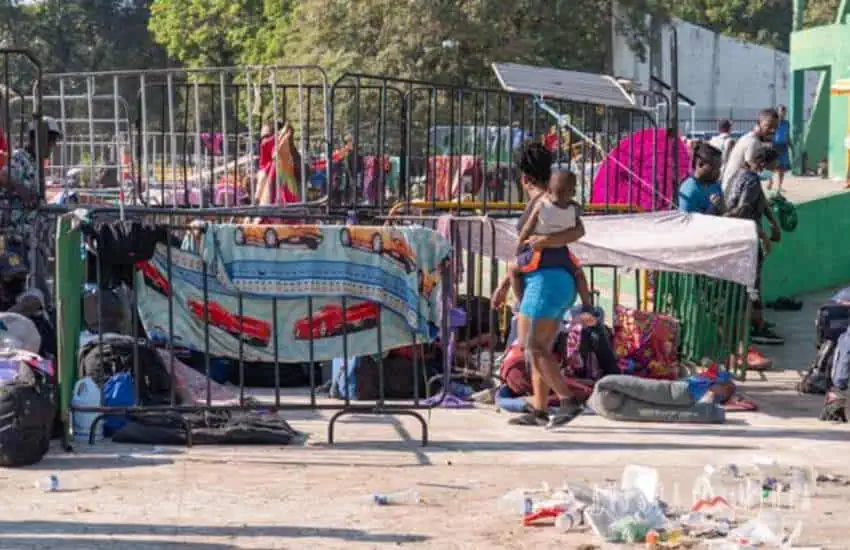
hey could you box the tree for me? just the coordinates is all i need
[804,0,842,27]
[149,0,268,69]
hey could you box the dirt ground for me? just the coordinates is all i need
[0,364,848,550]
[2,288,848,550]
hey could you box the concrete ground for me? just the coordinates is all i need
[1,288,848,550]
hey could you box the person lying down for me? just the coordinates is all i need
[588,374,735,424]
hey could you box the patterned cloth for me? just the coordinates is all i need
[613,305,681,380]
[136,224,451,363]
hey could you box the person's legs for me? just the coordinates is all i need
[508,314,549,426]
[527,317,584,427]
[750,248,784,345]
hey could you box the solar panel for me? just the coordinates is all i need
[492,62,638,110]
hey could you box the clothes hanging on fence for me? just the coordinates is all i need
[83,220,169,289]
[426,156,483,201]
[362,156,398,204]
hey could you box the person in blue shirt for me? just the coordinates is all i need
[678,142,724,214]
[772,105,792,192]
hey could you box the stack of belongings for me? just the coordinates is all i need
[0,312,56,467]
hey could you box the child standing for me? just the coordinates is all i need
[509,171,592,309]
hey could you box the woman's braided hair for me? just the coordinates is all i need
[517,142,553,187]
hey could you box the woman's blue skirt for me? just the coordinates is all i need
[518,267,577,320]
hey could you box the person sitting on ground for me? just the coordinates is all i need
[720,108,778,196]
[725,144,784,346]
[678,142,724,215]
[709,119,734,172]
[508,170,592,309]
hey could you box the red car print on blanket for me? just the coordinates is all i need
[137,261,171,297]
[293,301,380,340]
[339,227,417,273]
[186,297,272,347]
[234,224,324,250]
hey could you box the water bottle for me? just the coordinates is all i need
[36,474,59,492]
[371,489,422,505]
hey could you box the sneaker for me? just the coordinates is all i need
[751,324,785,346]
[546,398,584,429]
[508,410,549,426]
[745,345,773,370]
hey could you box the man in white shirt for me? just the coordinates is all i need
[709,119,734,171]
[720,109,779,195]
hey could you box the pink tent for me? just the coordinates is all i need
[590,128,691,212]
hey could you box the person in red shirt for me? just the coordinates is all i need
[542,125,559,153]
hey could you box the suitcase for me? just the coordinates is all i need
[816,302,850,346]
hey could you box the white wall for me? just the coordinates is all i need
[612,13,818,132]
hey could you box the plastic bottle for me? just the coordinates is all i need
[36,474,59,492]
[71,377,103,442]
[372,490,422,506]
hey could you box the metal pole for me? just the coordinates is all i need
[670,24,680,209]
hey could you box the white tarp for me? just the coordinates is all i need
[458,211,759,288]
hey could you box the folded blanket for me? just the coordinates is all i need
[590,375,725,424]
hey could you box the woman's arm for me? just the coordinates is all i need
[516,203,541,253]
[528,218,585,248]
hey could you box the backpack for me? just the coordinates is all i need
[820,390,847,423]
[79,334,172,405]
[816,300,850,346]
[102,372,136,435]
[0,362,55,467]
[331,352,436,401]
[798,340,835,395]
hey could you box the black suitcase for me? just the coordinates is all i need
[816,302,850,345]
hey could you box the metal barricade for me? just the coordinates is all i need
[328,72,663,217]
[38,66,330,208]
[54,205,453,448]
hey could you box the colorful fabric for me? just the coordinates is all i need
[426,156,483,201]
[591,128,691,211]
[136,224,450,363]
[613,306,681,380]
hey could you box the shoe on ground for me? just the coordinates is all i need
[745,345,773,371]
[751,324,785,346]
[508,410,549,426]
[546,398,584,429]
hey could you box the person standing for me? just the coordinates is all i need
[725,144,784,346]
[720,109,779,196]
[772,105,792,192]
[709,119,734,173]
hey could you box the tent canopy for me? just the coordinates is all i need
[460,211,759,288]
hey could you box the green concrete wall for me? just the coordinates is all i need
[790,21,850,180]
[762,190,850,301]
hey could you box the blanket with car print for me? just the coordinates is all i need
[134,224,450,363]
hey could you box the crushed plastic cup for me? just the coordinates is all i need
[555,510,578,532]
[728,511,786,547]
[621,465,659,502]
[500,483,552,515]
